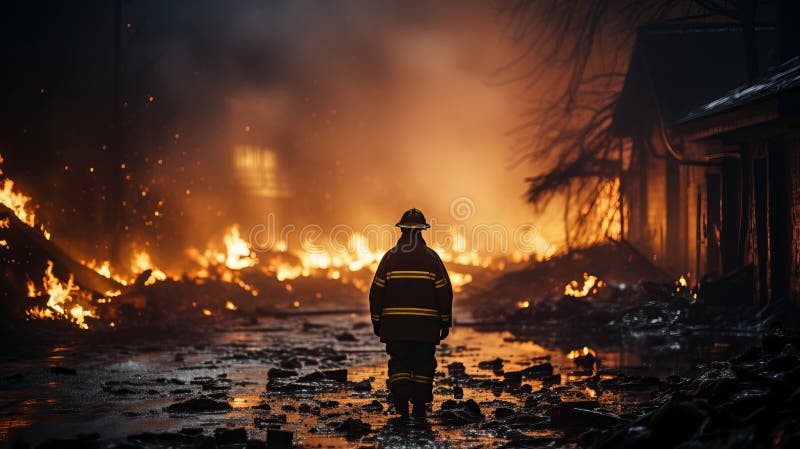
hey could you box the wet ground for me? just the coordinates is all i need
[0,314,757,448]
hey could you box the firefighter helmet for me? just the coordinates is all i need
[395,208,431,229]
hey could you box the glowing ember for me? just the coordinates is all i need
[202,309,213,316]
[566,346,596,360]
[676,274,690,292]
[517,300,531,308]
[564,273,603,297]
[225,300,237,311]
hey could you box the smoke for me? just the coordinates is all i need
[7,1,564,261]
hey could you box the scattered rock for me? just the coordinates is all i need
[268,368,298,379]
[214,427,247,444]
[439,399,484,425]
[299,369,347,383]
[336,332,358,342]
[166,398,232,413]
[550,402,626,429]
[333,418,371,439]
[280,358,302,370]
[447,362,467,377]
[495,407,515,419]
[352,379,371,392]
[478,358,504,371]
[267,428,293,449]
[363,400,384,412]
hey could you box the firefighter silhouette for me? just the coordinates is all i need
[369,208,453,419]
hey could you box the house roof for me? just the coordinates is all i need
[676,56,800,122]
[613,23,778,137]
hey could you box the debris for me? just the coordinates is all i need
[214,427,247,444]
[252,401,272,411]
[266,428,293,449]
[298,369,347,383]
[279,358,302,370]
[478,357,504,371]
[267,368,297,379]
[333,418,371,439]
[438,399,484,425]
[550,402,626,428]
[352,379,371,391]
[494,407,515,419]
[166,398,232,413]
[363,400,384,412]
[335,332,357,342]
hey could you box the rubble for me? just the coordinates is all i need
[213,427,248,444]
[587,335,800,449]
[332,418,371,439]
[266,428,293,449]
[165,398,232,413]
[438,399,484,425]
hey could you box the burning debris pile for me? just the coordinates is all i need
[0,155,489,333]
[467,244,798,342]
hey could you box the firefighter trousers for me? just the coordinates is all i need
[386,341,436,406]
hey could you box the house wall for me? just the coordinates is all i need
[789,136,800,303]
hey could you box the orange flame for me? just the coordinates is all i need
[26,261,95,329]
[566,346,596,360]
[564,273,603,297]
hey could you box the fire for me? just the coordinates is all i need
[517,300,531,308]
[224,224,257,270]
[132,251,168,285]
[675,273,690,292]
[83,259,130,286]
[26,260,95,329]
[449,272,473,292]
[566,346,596,360]
[0,154,37,228]
[564,273,603,297]
[225,300,237,311]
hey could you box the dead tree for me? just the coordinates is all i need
[495,0,765,250]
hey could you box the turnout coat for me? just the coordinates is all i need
[369,234,453,343]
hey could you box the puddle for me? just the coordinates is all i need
[0,314,756,447]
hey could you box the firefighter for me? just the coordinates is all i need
[369,208,453,420]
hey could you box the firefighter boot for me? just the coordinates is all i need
[394,399,409,419]
[411,402,426,419]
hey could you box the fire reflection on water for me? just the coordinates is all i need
[0,315,756,447]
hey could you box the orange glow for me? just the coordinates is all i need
[564,273,602,298]
[26,261,95,329]
[0,154,37,228]
[566,346,596,360]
